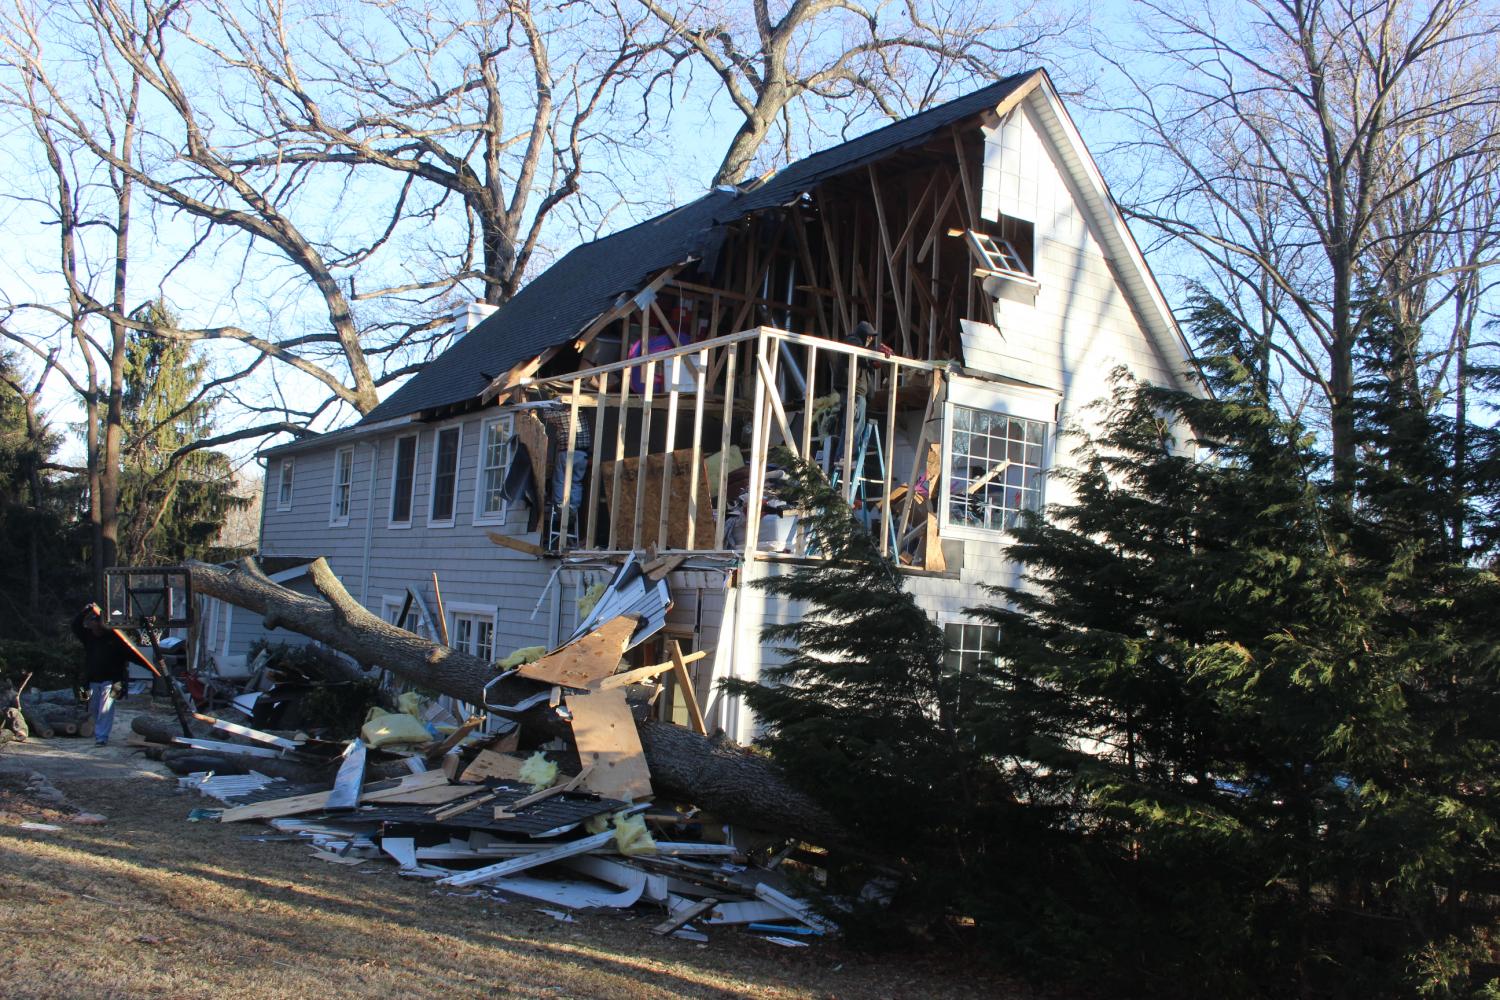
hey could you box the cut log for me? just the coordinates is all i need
[185,557,844,846]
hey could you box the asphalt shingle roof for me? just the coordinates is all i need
[360,71,1035,425]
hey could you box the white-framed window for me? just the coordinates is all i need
[941,381,1055,539]
[449,606,496,662]
[473,414,515,525]
[943,619,999,722]
[276,457,295,511]
[429,425,462,527]
[389,434,418,527]
[965,230,1032,281]
[329,447,354,526]
[943,621,1000,676]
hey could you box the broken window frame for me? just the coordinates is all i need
[964,230,1037,286]
[329,447,354,526]
[474,413,516,526]
[429,424,462,527]
[276,456,295,511]
[389,433,419,527]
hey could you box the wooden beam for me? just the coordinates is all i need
[756,353,801,461]
[430,572,449,646]
[868,165,912,352]
[669,640,708,736]
[486,530,548,558]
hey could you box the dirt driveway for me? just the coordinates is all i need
[0,700,1034,1000]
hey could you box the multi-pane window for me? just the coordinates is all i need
[330,448,354,525]
[452,613,494,662]
[948,407,1046,532]
[430,427,461,525]
[476,416,514,522]
[390,435,417,525]
[943,621,999,722]
[965,230,1031,280]
[277,457,295,510]
[943,622,1000,675]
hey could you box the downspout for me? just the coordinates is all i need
[359,439,381,607]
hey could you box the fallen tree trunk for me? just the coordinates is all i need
[186,557,843,845]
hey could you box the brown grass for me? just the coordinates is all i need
[0,730,1037,999]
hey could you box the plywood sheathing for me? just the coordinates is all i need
[599,450,715,552]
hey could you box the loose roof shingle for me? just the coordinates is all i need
[359,71,1036,426]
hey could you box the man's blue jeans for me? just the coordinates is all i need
[551,450,588,515]
[89,681,117,745]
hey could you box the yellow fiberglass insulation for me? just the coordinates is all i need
[497,645,546,669]
[575,582,606,621]
[517,752,558,792]
[612,813,657,856]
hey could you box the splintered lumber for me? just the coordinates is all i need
[220,769,453,822]
[426,715,484,759]
[486,530,548,558]
[668,640,709,736]
[184,557,845,845]
[220,790,336,823]
[359,770,452,802]
[193,713,300,750]
[493,766,593,819]
[515,615,638,689]
[362,783,477,806]
[438,830,617,887]
[460,750,529,783]
[653,897,720,936]
[567,688,653,802]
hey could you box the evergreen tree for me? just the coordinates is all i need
[970,317,1499,994]
[0,351,85,635]
[723,457,1057,941]
[734,305,1499,996]
[117,303,246,565]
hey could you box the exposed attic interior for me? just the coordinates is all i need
[475,121,1047,570]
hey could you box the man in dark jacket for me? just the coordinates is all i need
[71,604,130,746]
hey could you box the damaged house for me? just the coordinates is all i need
[209,68,1196,742]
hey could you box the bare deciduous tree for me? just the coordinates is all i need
[1105,0,1500,485]
[639,0,1079,186]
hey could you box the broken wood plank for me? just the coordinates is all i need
[220,790,333,824]
[438,830,617,888]
[641,553,689,582]
[493,766,594,819]
[486,530,547,558]
[596,650,705,692]
[358,769,451,802]
[363,783,478,806]
[192,713,300,750]
[668,640,709,736]
[653,896,720,936]
[459,750,529,783]
[567,688,654,802]
[431,572,450,646]
[426,715,484,760]
[514,615,638,689]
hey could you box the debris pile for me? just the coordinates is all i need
[133,563,838,947]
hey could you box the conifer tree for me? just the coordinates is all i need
[722,457,1038,935]
[971,308,1500,995]
[117,303,246,564]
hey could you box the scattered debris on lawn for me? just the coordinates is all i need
[0,769,109,827]
[127,606,842,950]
